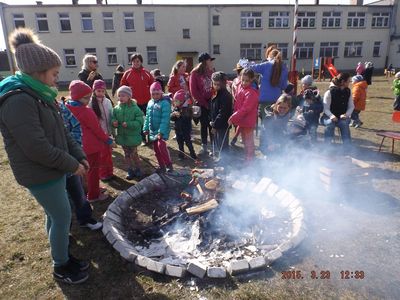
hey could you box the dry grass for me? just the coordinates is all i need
[0,76,399,299]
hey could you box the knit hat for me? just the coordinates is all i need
[395,72,400,79]
[150,81,162,93]
[9,28,61,74]
[352,75,364,83]
[173,89,187,106]
[69,80,92,100]
[301,75,313,86]
[93,79,106,90]
[116,85,132,98]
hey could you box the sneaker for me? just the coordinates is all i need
[140,141,147,146]
[68,254,90,271]
[125,168,134,180]
[230,137,237,146]
[80,218,103,231]
[87,193,109,203]
[53,261,89,284]
[190,152,197,160]
[354,121,363,128]
[349,120,355,127]
[166,164,174,172]
[155,166,167,173]
[198,144,208,155]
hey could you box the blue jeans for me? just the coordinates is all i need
[324,118,351,145]
[66,175,93,225]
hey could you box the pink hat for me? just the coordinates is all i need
[69,80,92,100]
[173,89,186,106]
[93,79,106,90]
[150,81,162,93]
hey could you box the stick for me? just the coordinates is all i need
[186,199,219,215]
[217,127,230,160]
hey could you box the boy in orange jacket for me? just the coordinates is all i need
[351,75,368,128]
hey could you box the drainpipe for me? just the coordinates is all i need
[0,2,15,74]
[208,5,212,54]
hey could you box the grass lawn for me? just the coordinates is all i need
[0,76,399,299]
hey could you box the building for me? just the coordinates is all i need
[0,1,398,83]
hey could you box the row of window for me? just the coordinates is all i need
[239,41,383,61]
[240,11,390,29]
[63,46,158,66]
[13,11,155,32]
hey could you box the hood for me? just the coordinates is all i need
[0,75,29,107]
[353,81,367,88]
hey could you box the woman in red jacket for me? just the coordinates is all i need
[67,80,113,202]
[189,52,214,154]
[168,60,190,96]
[120,53,154,143]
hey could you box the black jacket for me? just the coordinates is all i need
[210,88,233,129]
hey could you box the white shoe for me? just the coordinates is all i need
[80,218,103,231]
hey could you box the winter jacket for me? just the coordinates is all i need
[78,68,104,88]
[352,81,368,111]
[230,85,259,128]
[392,79,400,96]
[189,69,213,108]
[88,97,113,135]
[143,97,172,141]
[323,84,354,119]
[112,72,124,97]
[0,87,85,187]
[120,67,154,106]
[170,106,192,135]
[112,100,144,147]
[260,109,290,152]
[210,88,233,130]
[67,100,111,155]
[248,60,288,104]
[167,73,190,96]
[59,101,82,145]
[301,98,323,127]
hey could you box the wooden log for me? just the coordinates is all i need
[196,184,204,195]
[186,199,219,215]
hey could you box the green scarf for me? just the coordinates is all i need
[15,71,58,104]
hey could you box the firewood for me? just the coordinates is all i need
[186,199,219,215]
[205,179,219,190]
[196,184,204,195]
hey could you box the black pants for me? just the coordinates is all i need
[214,127,230,155]
[138,104,147,142]
[175,117,195,156]
[66,175,92,224]
[200,106,212,145]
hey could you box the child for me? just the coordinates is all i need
[112,86,144,180]
[228,68,259,162]
[89,79,114,181]
[143,82,173,172]
[210,72,233,159]
[67,80,112,202]
[58,99,102,230]
[296,89,323,141]
[260,94,292,154]
[167,60,190,96]
[392,72,400,111]
[170,89,197,160]
[351,75,368,128]
[112,64,124,98]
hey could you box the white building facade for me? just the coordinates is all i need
[0,2,398,83]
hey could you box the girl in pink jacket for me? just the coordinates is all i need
[228,69,259,162]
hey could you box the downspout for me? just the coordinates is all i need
[0,2,15,73]
[385,1,397,66]
[208,5,212,54]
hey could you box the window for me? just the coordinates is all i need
[85,48,97,56]
[124,12,135,31]
[106,47,118,65]
[297,12,316,28]
[296,42,314,59]
[13,14,25,28]
[269,11,290,28]
[81,13,93,31]
[240,12,262,29]
[127,47,137,63]
[268,42,289,60]
[373,41,381,57]
[319,42,339,57]
[213,15,220,26]
[322,11,341,28]
[103,12,114,31]
[63,49,76,67]
[213,44,220,55]
[144,12,155,31]
[59,13,71,32]
[147,46,158,64]
[36,13,49,32]
[344,41,363,57]
[183,29,190,39]
[372,12,390,28]
[347,12,365,28]
[240,43,262,60]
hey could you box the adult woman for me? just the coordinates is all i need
[0,28,89,284]
[322,72,354,146]
[189,52,214,154]
[78,54,104,88]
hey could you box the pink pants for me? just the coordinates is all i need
[99,145,114,179]
[86,152,101,200]
[153,139,172,168]
[240,127,255,162]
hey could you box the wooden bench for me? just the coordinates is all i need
[376,111,400,153]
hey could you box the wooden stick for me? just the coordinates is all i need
[186,199,219,215]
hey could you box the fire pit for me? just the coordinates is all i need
[102,170,307,278]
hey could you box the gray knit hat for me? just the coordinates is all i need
[9,28,61,73]
[117,85,132,98]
